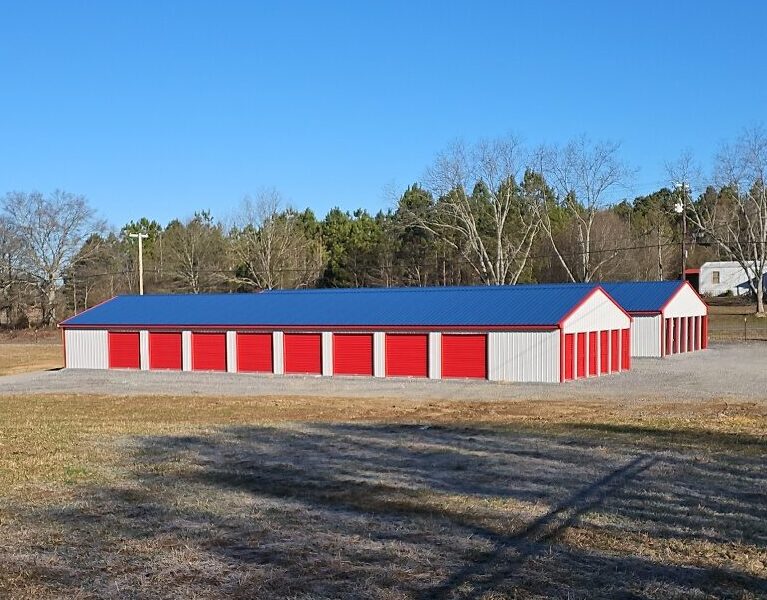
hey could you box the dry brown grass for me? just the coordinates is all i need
[0,393,765,599]
[0,343,62,376]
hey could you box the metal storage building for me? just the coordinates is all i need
[602,281,708,358]
[59,284,632,383]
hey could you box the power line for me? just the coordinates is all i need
[59,237,758,283]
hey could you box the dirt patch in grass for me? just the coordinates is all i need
[0,393,765,599]
[0,343,62,376]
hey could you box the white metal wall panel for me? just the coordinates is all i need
[226,331,237,373]
[321,332,333,376]
[373,332,385,377]
[181,331,192,371]
[631,315,662,358]
[562,289,631,333]
[65,329,108,369]
[662,284,707,318]
[488,330,559,383]
[139,330,149,370]
[272,331,284,374]
[428,332,441,379]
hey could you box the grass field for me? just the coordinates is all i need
[1,335,766,598]
[0,343,62,376]
[708,302,767,341]
[0,390,765,598]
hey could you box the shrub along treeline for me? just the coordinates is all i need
[2,129,765,327]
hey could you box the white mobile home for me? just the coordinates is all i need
[699,261,767,297]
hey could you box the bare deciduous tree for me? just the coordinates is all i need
[417,136,540,285]
[2,190,103,325]
[538,136,634,281]
[0,216,23,325]
[680,129,767,313]
[230,189,324,289]
[163,211,227,294]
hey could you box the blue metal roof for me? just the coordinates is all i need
[60,283,603,328]
[601,281,685,313]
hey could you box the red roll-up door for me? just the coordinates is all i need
[284,333,322,374]
[621,328,630,370]
[192,332,226,371]
[680,318,687,353]
[665,318,673,356]
[237,333,273,373]
[385,334,428,377]
[576,332,586,378]
[688,316,695,351]
[149,332,182,370]
[108,331,140,369]
[693,316,700,351]
[701,315,708,349]
[600,330,609,374]
[588,331,598,376]
[442,334,487,379]
[611,329,620,371]
[333,334,373,376]
[564,333,575,381]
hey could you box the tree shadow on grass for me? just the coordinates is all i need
[557,421,767,453]
[4,423,767,599]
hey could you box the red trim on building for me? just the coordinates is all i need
[58,295,118,327]
[557,287,632,328]
[559,329,565,382]
[59,323,558,332]
[597,286,635,322]
[659,280,709,315]
[621,328,631,369]
[61,328,67,368]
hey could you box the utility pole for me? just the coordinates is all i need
[129,232,149,295]
[674,182,689,281]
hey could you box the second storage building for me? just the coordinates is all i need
[602,281,708,358]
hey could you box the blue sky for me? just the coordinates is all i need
[1,1,765,228]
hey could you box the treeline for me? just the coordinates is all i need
[2,128,766,328]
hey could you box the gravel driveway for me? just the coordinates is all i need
[0,342,764,402]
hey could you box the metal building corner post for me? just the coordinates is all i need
[181,331,192,371]
[226,331,237,373]
[272,331,285,375]
[139,330,149,370]
[321,332,333,376]
[428,332,441,379]
[373,332,385,377]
